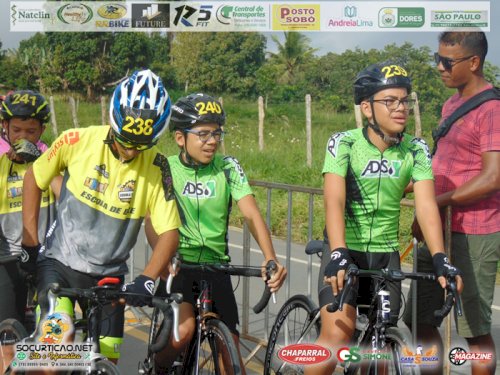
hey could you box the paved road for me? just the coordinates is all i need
[118,227,500,374]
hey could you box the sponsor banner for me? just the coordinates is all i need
[10,1,490,32]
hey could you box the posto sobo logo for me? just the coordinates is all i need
[273,4,320,30]
[278,343,331,365]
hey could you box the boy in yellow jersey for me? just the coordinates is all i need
[22,70,181,362]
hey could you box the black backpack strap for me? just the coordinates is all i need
[431,87,500,155]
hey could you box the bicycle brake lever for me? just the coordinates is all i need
[166,256,180,295]
[447,278,463,317]
[171,299,180,342]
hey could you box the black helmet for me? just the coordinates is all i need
[354,62,412,105]
[0,90,50,123]
[170,93,225,131]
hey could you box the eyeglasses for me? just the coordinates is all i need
[185,129,225,142]
[371,97,415,111]
[434,53,474,71]
[113,133,156,151]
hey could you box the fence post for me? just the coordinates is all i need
[412,92,422,137]
[354,104,362,128]
[49,96,58,137]
[69,97,79,128]
[258,96,265,151]
[101,96,107,125]
[218,96,226,155]
[305,94,312,168]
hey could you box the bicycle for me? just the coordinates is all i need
[0,254,38,373]
[139,257,276,375]
[264,240,462,375]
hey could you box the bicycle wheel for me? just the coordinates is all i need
[382,327,421,375]
[0,319,29,375]
[185,318,241,375]
[91,359,121,375]
[264,295,321,375]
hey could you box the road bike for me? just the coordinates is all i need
[264,240,462,375]
[139,257,276,375]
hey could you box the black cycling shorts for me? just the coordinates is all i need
[168,266,240,336]
[318,243,402,325]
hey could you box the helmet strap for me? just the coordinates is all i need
[368,101,402,146]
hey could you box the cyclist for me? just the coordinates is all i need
[306,62,463,374]
[0,90,57,325]
[21,69,181,363]
[145,93,287,374]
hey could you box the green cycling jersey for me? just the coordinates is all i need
[322,127,433,253]
[168,153,253,263]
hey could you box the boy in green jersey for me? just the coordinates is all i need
[146,93,287,374]
[305,62,463,374]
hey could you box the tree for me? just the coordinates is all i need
[268,32,317,84]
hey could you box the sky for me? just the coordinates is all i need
[1,1,499,69]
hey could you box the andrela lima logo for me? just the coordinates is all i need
[278,343,331,365]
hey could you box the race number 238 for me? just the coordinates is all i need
[122,116,153,135]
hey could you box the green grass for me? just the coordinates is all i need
[42,95,439,253]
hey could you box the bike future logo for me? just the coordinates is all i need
[278,343,331,365]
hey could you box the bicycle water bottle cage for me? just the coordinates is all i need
[97,277,121,286]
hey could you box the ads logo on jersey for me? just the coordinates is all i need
[182,181,216,199]
[361,159,402,178]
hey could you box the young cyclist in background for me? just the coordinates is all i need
[0,90,58,324]
[145,93,287,374]
[306,62,463,374]
[21,69,181,363]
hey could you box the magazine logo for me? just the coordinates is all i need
[449,347,493,366]
[97,4,127,20]
[131,3,170,28]
[57,3,93,25]
[379,8,425,28]
[278,344,331,365]
[173,4,212,27]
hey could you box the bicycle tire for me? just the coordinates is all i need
[184,318,241,375]
[90,359,121,375]
[0,319,29,375]
[264,295,321,375]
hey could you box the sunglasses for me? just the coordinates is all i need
[434,53,474,71]
[113,133,156,151]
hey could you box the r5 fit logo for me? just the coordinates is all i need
[173,5,212,26]
[337,347,361,363]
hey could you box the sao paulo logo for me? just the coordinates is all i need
[361,159,402,178]
[182,180,216,199]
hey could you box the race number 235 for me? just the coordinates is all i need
[122,116,153,135]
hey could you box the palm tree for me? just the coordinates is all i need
[268,32,318,84]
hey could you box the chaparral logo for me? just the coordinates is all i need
[97,4,127,19]
[361,159,402,178]
[278,344,331,365]
[131,3,170,28]
[379,8,425,28]
[449,347,492,366]
[57,3,93,25]
[272,4,320,30]
[431,10,488,28]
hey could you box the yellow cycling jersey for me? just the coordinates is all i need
[0,154,56,258]
[32,126,180,276]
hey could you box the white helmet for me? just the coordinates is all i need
[109,69,171,145]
